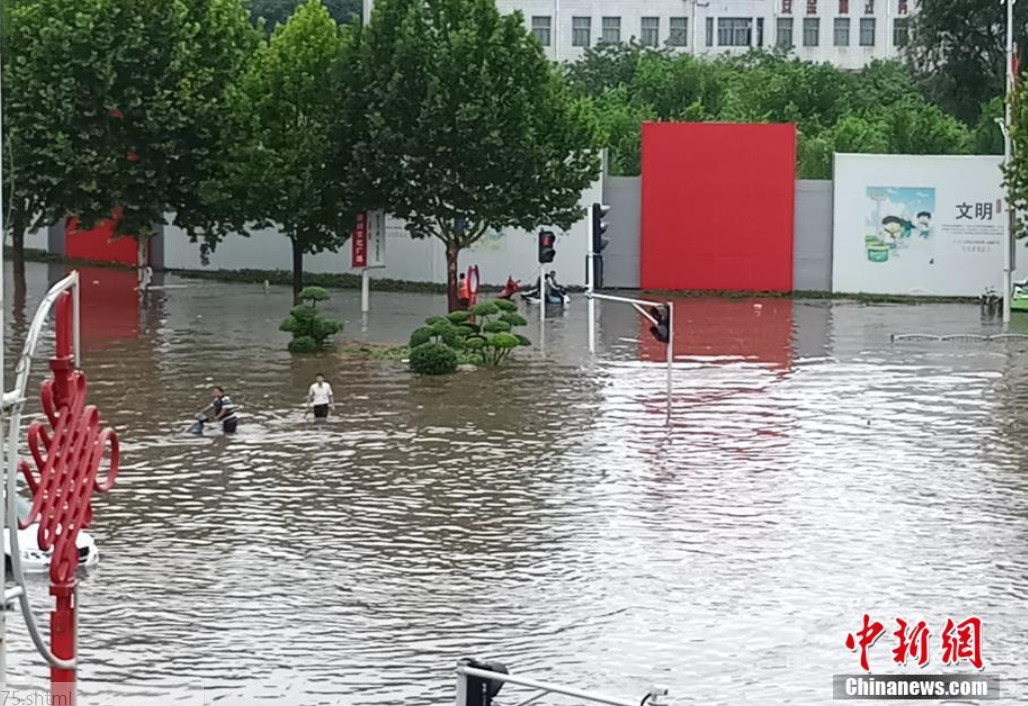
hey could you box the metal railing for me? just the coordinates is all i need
[454,660,671,706]
[891,333,1028,343]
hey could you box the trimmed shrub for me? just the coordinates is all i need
[409,342,459,375]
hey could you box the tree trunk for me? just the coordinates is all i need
[11,220,27,312]
[446,238,460,312]
[291,238,304,304]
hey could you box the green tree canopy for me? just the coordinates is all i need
[352,0,600,311]
[3,0,259,273]
[247,0,361,32]
[225,0,355,300]
[908,0,1028,123]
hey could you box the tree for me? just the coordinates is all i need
[247,0,361,31]
[908,0,1028,123]
[352,0,601,311]
[226,0,354,301]
[3,0,259,281]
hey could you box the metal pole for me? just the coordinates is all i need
[0,0,7,679]
[361,268,370,314]
[1004,0,1015,324]
[454,660,469,706]
[587,229,595,355]
[665,301,673,426]
[538,265,545,351]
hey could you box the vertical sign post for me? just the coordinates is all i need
[352,212,369,313]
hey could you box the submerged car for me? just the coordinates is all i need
[3,495,99,573]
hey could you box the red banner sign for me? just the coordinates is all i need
[352,212,368,268]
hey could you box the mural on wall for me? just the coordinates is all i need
[864,187,936,265]
[833,154,1005,297]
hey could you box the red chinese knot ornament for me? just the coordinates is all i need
[17,292,119,591]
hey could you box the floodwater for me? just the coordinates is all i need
[4,261,1028,705]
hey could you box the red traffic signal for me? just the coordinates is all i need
[538,230,556,264]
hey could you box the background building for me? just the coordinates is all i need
[493,0,914,69]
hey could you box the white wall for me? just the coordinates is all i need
[832,154,1007,297]
[163,177,604,288]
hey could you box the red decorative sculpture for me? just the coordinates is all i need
[16,291,118,696]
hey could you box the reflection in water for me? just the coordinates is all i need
[4,263,1028,705]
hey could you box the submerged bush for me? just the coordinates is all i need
[409,342,459,375]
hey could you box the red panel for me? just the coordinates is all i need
[638,298,794,372]
[640,123,796,292]
[65,216,137,267]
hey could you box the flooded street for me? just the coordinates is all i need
[5,262,1028,705]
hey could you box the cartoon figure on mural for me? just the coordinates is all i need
[865,187,936,265]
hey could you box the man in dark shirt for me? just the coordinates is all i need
[206,386,238,434]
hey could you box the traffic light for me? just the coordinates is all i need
[591,202,610,255]
[649,305,670,344]
[538,230,556,264]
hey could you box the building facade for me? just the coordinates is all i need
[494,0,914,69]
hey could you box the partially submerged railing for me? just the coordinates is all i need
[454,659,672,706]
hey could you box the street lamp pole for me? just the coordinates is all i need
[1003,0,1016,324]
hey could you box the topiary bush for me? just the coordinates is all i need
[405,299,532,371]
[280,287,343,353]
[409,341,459,375]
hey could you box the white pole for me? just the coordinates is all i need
[587,220,595,355]
[1004,0,1015,324]
[538,265,545,351]
[665,301,673,426]
[361,268,370,314]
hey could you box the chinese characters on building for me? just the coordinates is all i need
[845,615,984,671]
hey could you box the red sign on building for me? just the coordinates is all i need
[351,212,368,268]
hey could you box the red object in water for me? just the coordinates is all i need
[18,292,119,702]
[498,276,520,299]
[640,122,796,292]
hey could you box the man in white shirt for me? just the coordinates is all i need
[307,373,334,419]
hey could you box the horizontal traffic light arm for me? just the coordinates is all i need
[586,291,668,325]
[456,663,645,706]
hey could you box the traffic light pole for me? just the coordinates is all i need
[585,291,674,425]
[587,240,596,354]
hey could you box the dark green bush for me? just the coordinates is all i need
[500,313,528,327]
[482,321,512,334]
[410,326,433,348]
[409,342,459,375]
[288,335,319,353]
[447,310,472,323]
[494,299,517,312]
[281,289,343,353]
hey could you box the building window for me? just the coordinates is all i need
[668,17,688,46]
[839,0,849,13]
[531,16,551,46]
[572,16,591,47]
[863,0,874,13]
[601,16,621,44]
[893,17,909,46]
[807,0,817,15]
[782,0,793,13]
[718,18,753,46]
[706,17,714,46]
[859,17,875,45]
[757,17,765,46]
[803,17,820,46]
[833,17,850,46]
[641,17,660,47]
[776,17,794,47]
